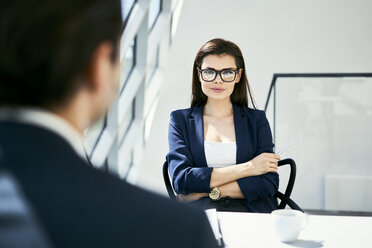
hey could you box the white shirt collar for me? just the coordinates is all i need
[0,107,87,161]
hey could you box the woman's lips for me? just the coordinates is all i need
[210,88,225,93]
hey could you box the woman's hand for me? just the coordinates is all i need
[210,153,280,188]
[245,153,280,176]
[177,193,208,203]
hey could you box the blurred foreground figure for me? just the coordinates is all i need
[0,170,52,248]
[0,1,217,247]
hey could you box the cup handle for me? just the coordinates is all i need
[301,213,308,230]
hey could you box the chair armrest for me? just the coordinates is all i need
[275,191,303,212]
[277,158,297,208]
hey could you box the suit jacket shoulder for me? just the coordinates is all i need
[169,106,193,125]
[0,121,218,248]
[237,105,267,122]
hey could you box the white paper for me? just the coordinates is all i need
[205,208,222,241]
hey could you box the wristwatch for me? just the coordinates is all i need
[209,187,221,201]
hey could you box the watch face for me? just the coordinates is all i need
[209,188,220,200]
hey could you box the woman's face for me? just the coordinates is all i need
[198,54,242,102]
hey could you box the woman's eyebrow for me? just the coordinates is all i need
[203,67,235,70]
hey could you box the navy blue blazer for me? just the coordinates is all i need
[167,103,279,213]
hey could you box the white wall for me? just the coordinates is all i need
[136,0,372,210]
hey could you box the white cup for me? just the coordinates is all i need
[271,209,308,242]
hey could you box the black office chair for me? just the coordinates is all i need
[162,158,303,212]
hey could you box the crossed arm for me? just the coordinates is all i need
[178,153,280,202]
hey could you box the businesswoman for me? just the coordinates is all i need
[167,38,280,212]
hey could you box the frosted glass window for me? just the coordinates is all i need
[148,0,162,30]
[267,76,372,211]
[121,0,136,23]
[120,39,136,91]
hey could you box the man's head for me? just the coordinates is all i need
[0,0,122,126]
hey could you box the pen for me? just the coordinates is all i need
[216,217,225,247]
[277,143,291,156]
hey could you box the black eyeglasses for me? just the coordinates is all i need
[198,68,240,83]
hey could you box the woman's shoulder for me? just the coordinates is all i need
[233,105,269,127]
[169,107,195,126]
[236,105,266,118]
[170,107,193,118]
[170,103,203,119]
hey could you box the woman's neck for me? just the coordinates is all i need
[204,98,233,118]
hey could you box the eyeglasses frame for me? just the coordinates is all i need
[197,68,241,83]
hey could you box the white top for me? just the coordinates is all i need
[204,141,236,167]
[0,107,87,161]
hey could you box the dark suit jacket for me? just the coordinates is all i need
[167,103,279,213]
[0,121,218,248]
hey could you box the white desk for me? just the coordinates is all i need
[217,212,372,248]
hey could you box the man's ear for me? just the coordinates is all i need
[86,42,114,93]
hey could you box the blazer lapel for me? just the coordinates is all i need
[188,104,208,167]
[233,104,251,164]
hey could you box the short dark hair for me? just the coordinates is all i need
[0,0,122,108]
[191,38,256,109]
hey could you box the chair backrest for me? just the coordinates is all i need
[162,159,303,211]
[276,159,303,211]
[162,161,177,201]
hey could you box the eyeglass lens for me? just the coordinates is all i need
[202,69,236,82]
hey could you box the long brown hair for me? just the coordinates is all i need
[191,38,256,109]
